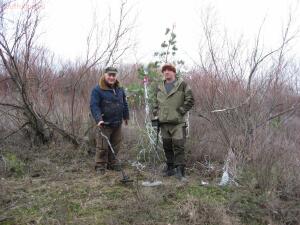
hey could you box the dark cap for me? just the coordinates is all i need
[161,63,176,73]
[105,66,118,74]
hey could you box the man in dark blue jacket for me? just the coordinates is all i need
[90,66,129,174]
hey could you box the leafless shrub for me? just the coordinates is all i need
[0,0,78,145]
[0,0,136,147]
[185,7,300,187]
[172,8,300,224]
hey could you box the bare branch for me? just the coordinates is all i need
[0,122,29,141]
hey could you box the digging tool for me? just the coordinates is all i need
[98,122,133,184]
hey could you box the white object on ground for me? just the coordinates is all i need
[219,170,229,186]
[142,180,162,187]
[219,148,237,186]
[200,180,209,185]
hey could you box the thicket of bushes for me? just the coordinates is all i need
[0,1,299,224]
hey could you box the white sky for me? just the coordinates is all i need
[35,0,300,65]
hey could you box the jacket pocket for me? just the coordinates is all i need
[176,106,185,116]
[166,108,182,123]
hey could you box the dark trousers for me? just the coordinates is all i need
[95,126,122,167]
[160,123,186,166]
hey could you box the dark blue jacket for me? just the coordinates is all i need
[90,77,129,127]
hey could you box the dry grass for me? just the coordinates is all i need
[0,144,241,225]
[1,140,300,225]
[179,195,240,225]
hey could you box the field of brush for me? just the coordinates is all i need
[1,136,298,225]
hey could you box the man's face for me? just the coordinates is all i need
[163,69,176,81]
[104,73,117,85]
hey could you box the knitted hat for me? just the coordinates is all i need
[161,63,176,73]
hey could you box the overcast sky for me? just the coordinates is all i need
[39,0,300,65]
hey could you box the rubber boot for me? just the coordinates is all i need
[175,165,187,182]
[163,163,175,177]
[95,164,106,175]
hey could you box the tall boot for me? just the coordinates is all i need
[175,165,187,181]
[95,163,106,175]
[163,163,175,177]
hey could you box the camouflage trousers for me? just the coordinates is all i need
[160,123,187,166]
[95,126,122,168]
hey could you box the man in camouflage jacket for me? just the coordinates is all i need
[153,64,194,181]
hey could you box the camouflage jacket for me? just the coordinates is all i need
[153,79,194,124]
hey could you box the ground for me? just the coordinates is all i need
[0,145,275,225]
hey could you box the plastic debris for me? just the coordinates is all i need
[142,180,162,187]
[200,180,209,186]
[219,170,229,186]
